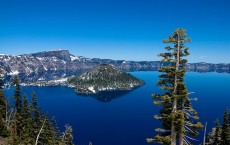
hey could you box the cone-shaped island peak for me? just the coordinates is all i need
[68,64,145,94]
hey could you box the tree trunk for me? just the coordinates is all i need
[179,99,185,145]
[179,133,184,145]
[171,33,180,145]
[171,99,177,145]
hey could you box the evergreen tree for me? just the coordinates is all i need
[0,78,9,137]
[21,95,34,144]
[213,119,221,145]
[0,112,9,137]
[147,28,202,145]
[221,111,230,145]
[0,77,74,144]
[31,92,41,137]
[22,95,30,118]
[13,76,22,113]
[52,116,61,143]
[10,76,24,143]
[0,78,6,118]
[61,124,74,145]
[40,113,56,144]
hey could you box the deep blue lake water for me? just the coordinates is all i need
[4,72,230,145]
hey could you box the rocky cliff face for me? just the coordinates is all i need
[0,50,229,83]
[0,50,91,82]
[187,63,230,73]
[68,64,144,94]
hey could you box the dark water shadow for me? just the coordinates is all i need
[76,87,140,102]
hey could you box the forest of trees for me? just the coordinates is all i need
[207,110,230,145]
[0,76,74,145]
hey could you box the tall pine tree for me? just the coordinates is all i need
[39,112,56,144]
[213,119,221,145]
[221,111,230,145]
[10,76,24,143]
[61,124,74,145]
[147,28,202,145]
[0,78,6,118]
[31,92,41,137]
[21,95,34,144]
[13,76,22,114]
[52,116,61,144]
[0,77,9,137]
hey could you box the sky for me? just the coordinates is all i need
[0,0,230,63]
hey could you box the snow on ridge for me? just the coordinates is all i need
[36,57,43,61]
[70,55,79,61]
[52,56,58,61]
[122,61,128,64]
[48,49,68,52]
[8,70,19,75]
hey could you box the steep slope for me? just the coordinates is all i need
[68,64,145,94]
[0,50,92,82]
[0,50,229,83]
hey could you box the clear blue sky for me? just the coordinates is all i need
[0,0,229,63]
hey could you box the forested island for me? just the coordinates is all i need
[68,64,144,94]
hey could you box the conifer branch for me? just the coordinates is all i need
[184,125,195,134]
[184,135,199,141]
[183,138,192,145]
[188,92,195,95]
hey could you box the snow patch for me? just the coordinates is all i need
[62,60,66,64]
[26,67,34,73]
[70,55,79,61]
[8,70,19,75]
[52,56,58,61]
[49,49,67,52]
[38,77,45,81]
[122,61,127,64]
[53,78,68,83]
[88,86,96,93]
[36,57,43,61]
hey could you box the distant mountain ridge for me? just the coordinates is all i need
[0,50,229,82]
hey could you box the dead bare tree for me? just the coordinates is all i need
[35,118,46,145]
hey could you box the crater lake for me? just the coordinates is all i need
[4,72,230,145]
